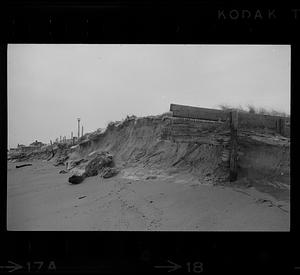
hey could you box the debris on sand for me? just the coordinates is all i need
[69,167,86,177]
[88,150,98,157]
[78,196,86,199]
[67,152,116,184]
[51,143,72,166]
[68,174,86,184]
[16,164,32,168]
[146,175,157,180]
[101,167,119,178]
[256,198,274,206]
[84,152,113,177]
[66,159,86,170]
[59,170,68,174]
[68,165,87,184]
[54,155,69,166]
[47,155,54,161]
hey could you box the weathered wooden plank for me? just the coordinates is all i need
[285,124,290,137]
[277,117,287,136]
[170,126,213,132]
[171,136,220,145]
[168,116,224,124]
[170,104,228,121]
[170,132,212,137]
[170,104,289,134]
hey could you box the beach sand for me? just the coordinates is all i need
[7,161,290,231]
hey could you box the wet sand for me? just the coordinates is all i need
[7,161,290,231]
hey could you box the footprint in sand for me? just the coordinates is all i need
[256,198,274,207]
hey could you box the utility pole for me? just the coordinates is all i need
[81,125,83,137]
[77,118,81,139]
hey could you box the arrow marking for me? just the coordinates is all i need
[0,261,23,273]
[154,260,182,272]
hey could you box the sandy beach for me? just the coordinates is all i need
[7,161,290,231]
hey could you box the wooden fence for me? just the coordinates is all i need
[170,103,228,122]
[170,104,289,136]
[169,104,290,181]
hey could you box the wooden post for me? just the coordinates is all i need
[277,118,286,136]
[229,110,238,182]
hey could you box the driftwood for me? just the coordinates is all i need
[16,164,32,168]
[68,174,86,184]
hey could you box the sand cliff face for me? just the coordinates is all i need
[66,115,289,186]
[67,116,227,182]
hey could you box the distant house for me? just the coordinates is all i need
[30,140,45,147]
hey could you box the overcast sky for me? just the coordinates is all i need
[8,44,290,148]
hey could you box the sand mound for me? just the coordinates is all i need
[67,114,288,188]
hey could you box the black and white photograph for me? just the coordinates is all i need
[7,44,290,231]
